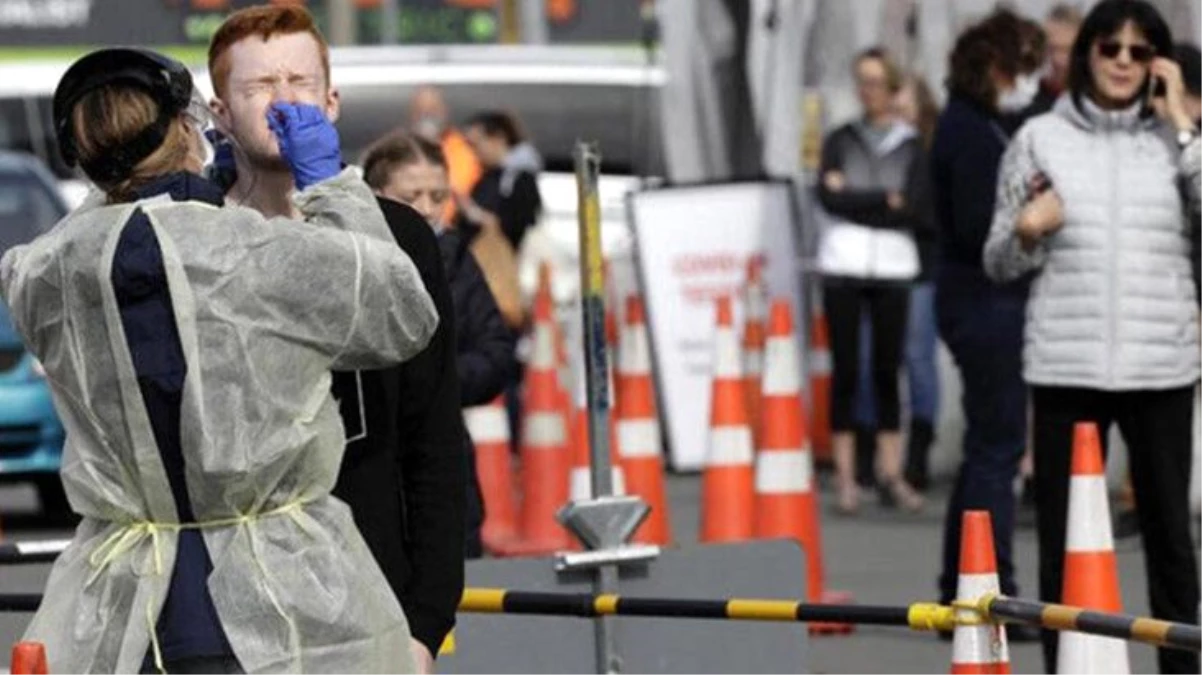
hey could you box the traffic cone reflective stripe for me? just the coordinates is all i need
[1058,423,1129,674]
[700,296,755,543]
[616,295,671,545]
[753,448,811,494]
[950,511,1010,674]
[466,398,519,553]
[617,419,659,458]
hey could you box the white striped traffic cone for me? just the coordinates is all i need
[466,397,519,553]
[616,295,671,545]
[950,510,1010,674]
[700,295,755,543]
[1058,422,1129,674]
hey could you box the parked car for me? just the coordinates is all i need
[0,151,68,513]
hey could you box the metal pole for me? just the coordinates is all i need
[574,140,619,674]
[575,142,613,501]
[379,0,401,45]
[327,0,357,46]
[519,0,548,44]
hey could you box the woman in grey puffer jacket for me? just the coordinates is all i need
[983,2,1200,672]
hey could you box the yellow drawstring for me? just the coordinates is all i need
[85,500,310,674]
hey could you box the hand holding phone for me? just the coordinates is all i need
[1027,171,1051,201]
[1148,57,1194,132]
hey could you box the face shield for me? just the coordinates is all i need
[183,89,218,168]
[182,88,239,188]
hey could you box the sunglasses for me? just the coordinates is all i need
[1097,41,1156,63]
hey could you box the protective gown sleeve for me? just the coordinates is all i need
[257,168,441,370]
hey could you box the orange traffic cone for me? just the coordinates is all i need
[755,299,821,590]
[742,258,767,448]
[502,277,572,556]
[1058,422,1129,673]
[950,510,1011,674]
[616,295,671,545]
[466,397,519,554]
[808,307,833,466]
[700,295,755,543]
[10,641,48,675]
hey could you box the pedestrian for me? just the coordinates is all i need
[6,46,437,673]
[362,130,519,558]
[930,9,1046,644]
[459,110,544,252]
[207,6,466,672]
[816,47,932,514]
[852,72,942,492]
[409,85,481,223]
[983,2,1201,671]
[1028,4,1084,119]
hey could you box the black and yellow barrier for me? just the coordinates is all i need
[3,588,1199,654]
[461,588,954,630]
[977,595,1200,653]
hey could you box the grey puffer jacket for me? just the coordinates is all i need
[984,96,1202,391]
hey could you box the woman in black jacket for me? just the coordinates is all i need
[363,131,519,558]
[929,10,1046,642]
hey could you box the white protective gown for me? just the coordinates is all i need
[0,169,437,673]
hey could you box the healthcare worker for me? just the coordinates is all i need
[1,48,438,673]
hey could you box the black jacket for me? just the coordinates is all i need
[439,229,518,407]
[331,198,465,658]
[467,168,542,251]
[931,96,1026,294]
[437,228,517,557]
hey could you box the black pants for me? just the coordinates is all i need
[1031,385,1199,674]
[936,268,1028,603]
[824,281,909,432]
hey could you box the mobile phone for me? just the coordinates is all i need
[1147,73,1167,105]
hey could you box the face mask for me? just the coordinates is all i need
[998,73,1041,113]
[414,116,445,142]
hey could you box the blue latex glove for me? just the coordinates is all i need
[266,102,342,191]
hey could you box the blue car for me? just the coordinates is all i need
[0,152,69,513]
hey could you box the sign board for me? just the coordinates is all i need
[628,181,806,471]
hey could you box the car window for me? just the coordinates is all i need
[0,169,65,257]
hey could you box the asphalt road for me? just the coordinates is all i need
[0,474,1167,673]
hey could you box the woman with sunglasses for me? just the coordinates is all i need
[984,1,1200,672]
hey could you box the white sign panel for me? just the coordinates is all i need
[629,181,807,471]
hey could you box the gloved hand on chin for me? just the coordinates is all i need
[266,102,343,191]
